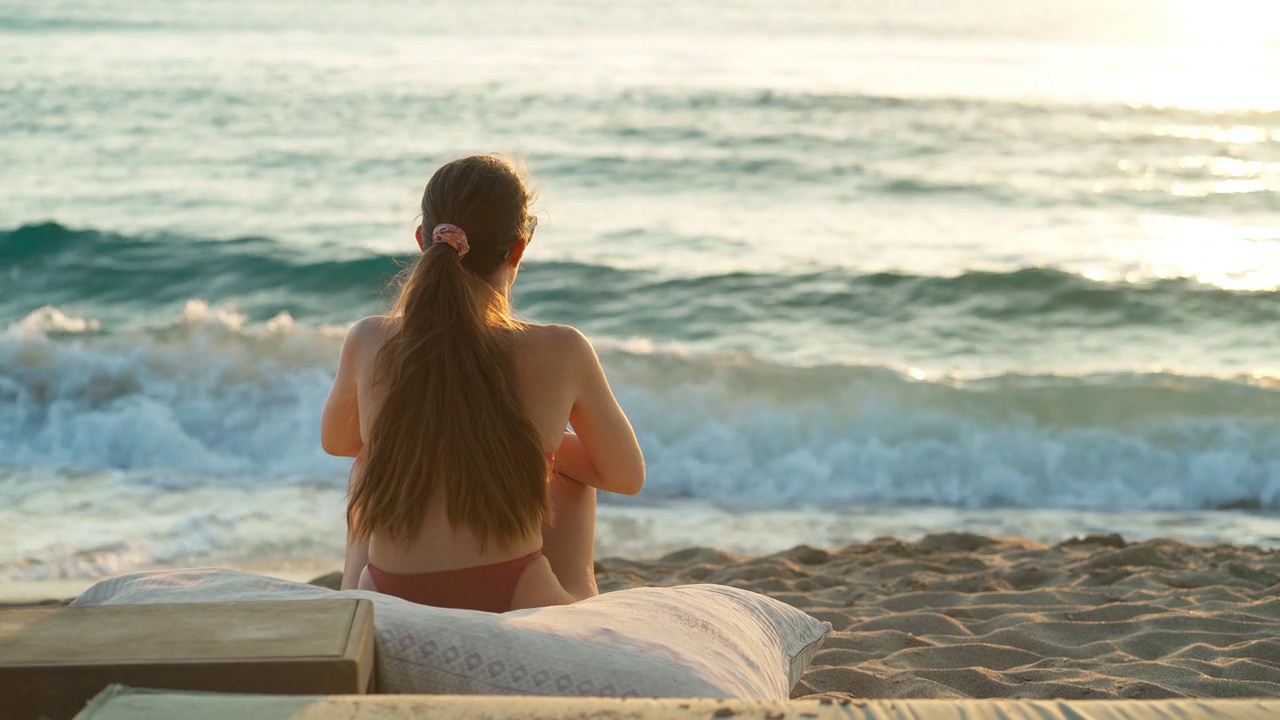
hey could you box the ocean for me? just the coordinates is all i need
[3,0,1280,582]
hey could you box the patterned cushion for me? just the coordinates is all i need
[73,569,830,699]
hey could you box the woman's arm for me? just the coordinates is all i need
[321,318,379,457]
[341,458,370,590]
[342,532,371,590]
[552,429,601,485]
[564,329,645,496]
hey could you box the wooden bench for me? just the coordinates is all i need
[0,599,374,720]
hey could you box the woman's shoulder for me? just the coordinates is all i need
[515,322,593,355]
[341,315,397,359]
[512,323,600,376]
[345,314,393,339]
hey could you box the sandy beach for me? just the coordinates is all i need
[589,533,1280,700]
[8,532,1279,701]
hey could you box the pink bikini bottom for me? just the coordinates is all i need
[366,550,542,613]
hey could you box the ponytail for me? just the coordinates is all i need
[348,156,548,550]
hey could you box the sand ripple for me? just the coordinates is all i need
[596,534,1280,699]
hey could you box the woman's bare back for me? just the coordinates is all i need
[326,314,643,609]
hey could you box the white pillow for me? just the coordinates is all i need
[73,569,830,700]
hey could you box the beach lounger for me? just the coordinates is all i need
[0,599,374,720]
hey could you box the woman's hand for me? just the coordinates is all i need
[552,430,601,486]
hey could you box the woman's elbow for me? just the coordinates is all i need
[321,431,362,457]
[614,467,645,496]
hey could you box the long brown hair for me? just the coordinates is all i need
[349,155,548,550]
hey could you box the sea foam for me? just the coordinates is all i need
[4,304,1280,514]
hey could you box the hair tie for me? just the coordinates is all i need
[431,223,469,259]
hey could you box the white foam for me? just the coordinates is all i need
[10,306,101,335]
[613,370,1280,513]
[0,304,349,479]
[4,305,1280,517]
[176,299,249,331]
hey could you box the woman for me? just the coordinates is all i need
[320,155,645,612]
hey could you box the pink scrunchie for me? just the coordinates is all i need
[431,223,469,259]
